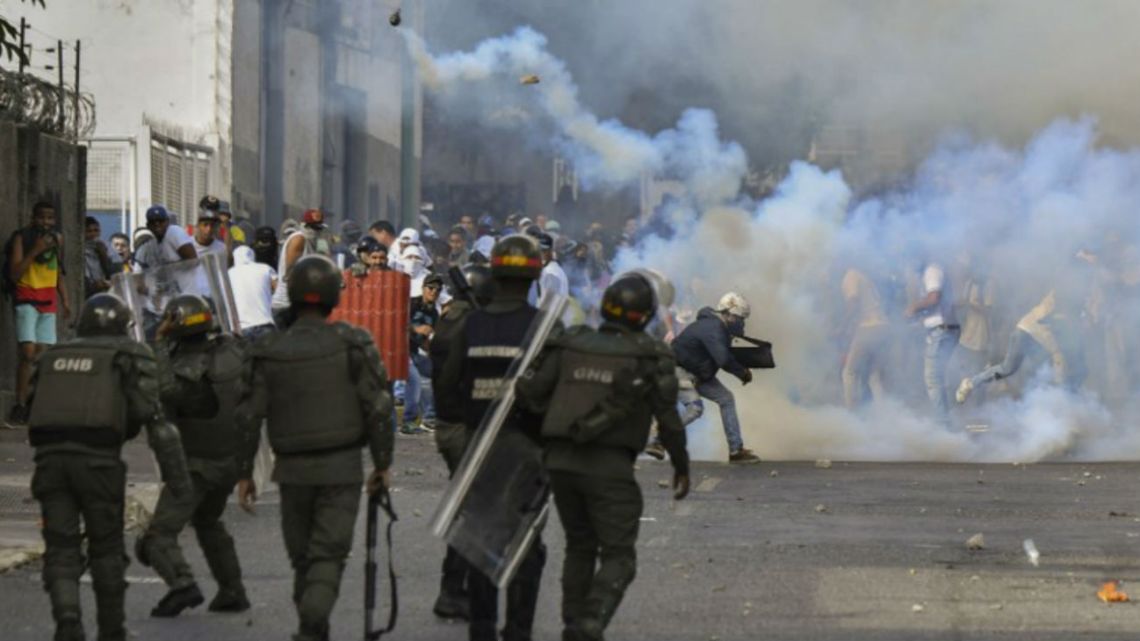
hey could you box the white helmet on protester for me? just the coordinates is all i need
[716,291,751,319]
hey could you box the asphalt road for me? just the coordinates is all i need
[1,431,1139,640]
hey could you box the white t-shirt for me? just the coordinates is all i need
[157,225,194,265]
[193,237,227,259]
[228,262,277,330]
[529,261,570,306]
[151,225,210,298]
[921,263,956,329]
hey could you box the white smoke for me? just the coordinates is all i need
[405,27,746,204]
[406,27,1140,462]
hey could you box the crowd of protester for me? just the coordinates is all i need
[5,194,648,432]
[11,191,1135,439]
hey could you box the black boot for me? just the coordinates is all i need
[432,587,470,620]
[469,621,498,641]
[150,583,205,618]
[434,545,470,619]
[53,617,85,641]
[208,586,251,613]
[89,556,128,641]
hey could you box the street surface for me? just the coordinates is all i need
[1,427,1139,640]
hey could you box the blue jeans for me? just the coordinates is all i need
[678,374,744,453]
[404,352,436,425]
[924,326,959,427]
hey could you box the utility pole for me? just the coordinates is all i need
[73,40,80,139]
[56,40,64,132]
[18,18,27,74]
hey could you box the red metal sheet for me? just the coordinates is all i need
[329,270,410,380]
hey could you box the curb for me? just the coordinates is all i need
[0,542,44,573]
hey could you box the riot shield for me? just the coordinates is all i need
[328,269,410,380]
[731,335,776,369]
[430,292,568,588]
[110,253,240,342]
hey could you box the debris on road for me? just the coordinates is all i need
[657,479,671,488]
[1097,581,1129,603]
[769,469,779,477]
[814,504,828,514]
[966,533,985,550]
[814,459,832,469]
[1023,539,1040,566]
[911,603,925,613]
[1108,511,1129,517]
[520,74,541,85]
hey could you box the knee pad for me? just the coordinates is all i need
[87,555,128,594]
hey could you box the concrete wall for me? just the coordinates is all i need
[0,123,85,417]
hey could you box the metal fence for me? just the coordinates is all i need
[149,132,213,223]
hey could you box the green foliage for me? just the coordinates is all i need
[1,1,47,68]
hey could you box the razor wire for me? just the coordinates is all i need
[0,67,95,138]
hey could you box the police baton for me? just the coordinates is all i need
[365,487,398,640]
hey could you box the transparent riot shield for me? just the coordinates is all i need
[111,253,240,342]
[430,292,568,588]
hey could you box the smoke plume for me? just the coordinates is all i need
[405,15,1140,462]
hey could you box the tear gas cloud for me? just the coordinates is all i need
[420,0,1140,163]
[404,8,1140,462]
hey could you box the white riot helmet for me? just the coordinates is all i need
[716,291,751,319]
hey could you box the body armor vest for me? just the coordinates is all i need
[542,330,655,452]
[260,323,365,454]
[169,338,245,459]
[462,304,538,429]
[29,342,127,439]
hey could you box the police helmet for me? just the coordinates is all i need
[288,254,343,311]
[490,234,542,280]
[460,264,495,305]
[162,294,218,339]
[77,294,135,337]
[601,274,657,330]
[624,268,676,309]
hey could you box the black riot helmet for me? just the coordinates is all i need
[461,264,496,306]
[76,293,134,338]
[288,254,343,312]
[161,294,218,339]
[489,234,542,281]
[600,273,657,330]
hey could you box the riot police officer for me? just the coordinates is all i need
[137,294,256,617]
[428,263,495,620]
[437,235,550,641]
[516,273,691,641]
[26,293,192,641]
[236,255,393,641]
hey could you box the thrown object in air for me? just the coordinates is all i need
[389,9,401,26]
[1023,539,1040,566]
[1097,580,1129,603]
[966,533,985,550]
[520,74,541,85]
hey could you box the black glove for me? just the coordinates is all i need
[739,369,753,385]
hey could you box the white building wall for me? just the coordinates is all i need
[7,0,233,225]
